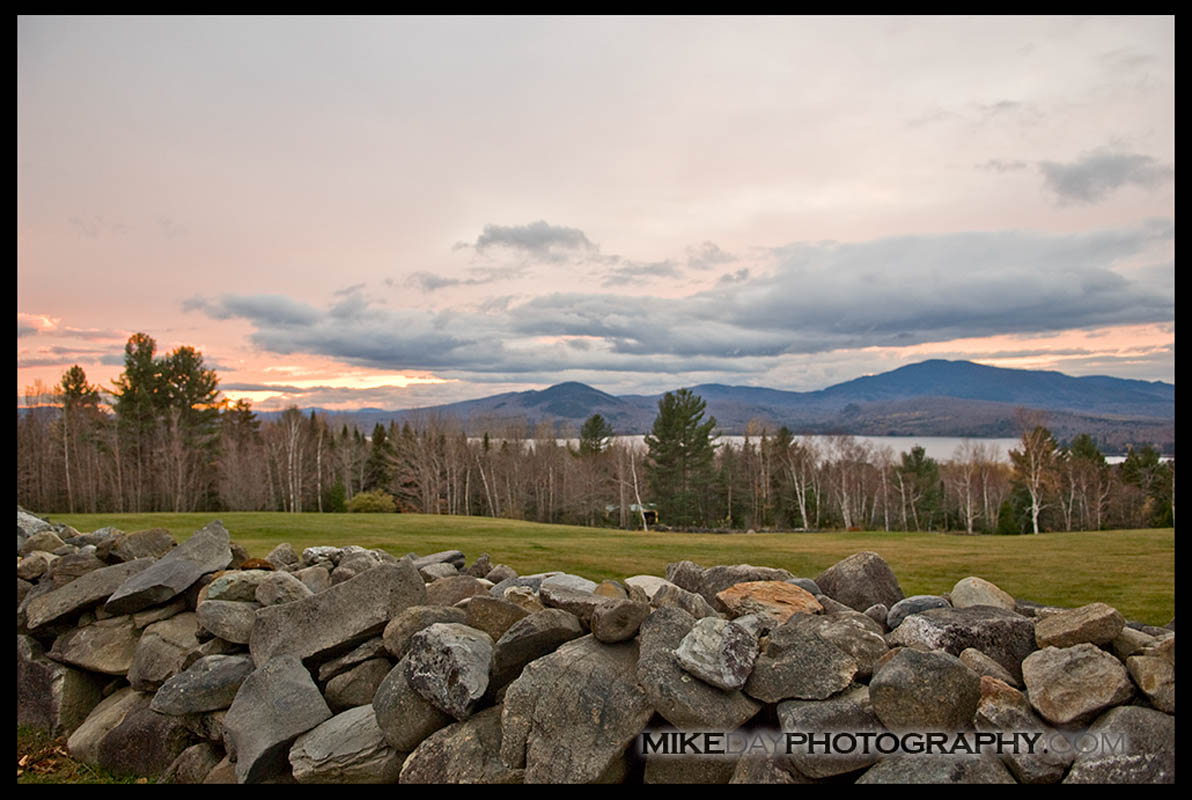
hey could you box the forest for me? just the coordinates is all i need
[16,334,1174,534]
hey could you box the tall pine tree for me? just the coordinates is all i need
[644,388,718,527]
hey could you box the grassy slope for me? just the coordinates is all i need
[44,512,1175,626]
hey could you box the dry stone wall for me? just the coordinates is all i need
[17,509,1175,784]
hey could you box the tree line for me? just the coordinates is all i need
[17,335,1174,533]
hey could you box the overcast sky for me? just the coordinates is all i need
[17,16,1174,411]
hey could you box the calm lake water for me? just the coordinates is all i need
[499,435,1155,463]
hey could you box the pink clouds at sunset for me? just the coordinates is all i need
[18,16,1173,412]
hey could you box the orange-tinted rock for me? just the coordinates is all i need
[716,581,823,626]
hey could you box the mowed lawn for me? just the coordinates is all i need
[46,512,1175,626]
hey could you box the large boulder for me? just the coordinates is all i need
[403,622,493,720]
[636,607,761,731]
[778,684,883,778]
[490,608,585,690]
[885,605,1036,683]
[715,581,823,626]
[973,676,1073,784]
[250,559,426,666]
[104,521,233,615]
[813,552,904,612]
[950,576,1017,611]
[743,614,859,703]
[66,688,151,766]
[869,647,982,733]
[399,705,523,784]
[372,657,454,752]
[1063,705,1175,784]
[1021,644,1135,727]
[501,635,653,783]
[1034,602,1126,649]
[17,634,106,736]
[93,703,198,779]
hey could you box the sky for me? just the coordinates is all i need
[17,16,1174,412]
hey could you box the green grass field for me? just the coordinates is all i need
[42,512,1175,626]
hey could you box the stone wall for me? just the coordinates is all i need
[17,509,1175,784]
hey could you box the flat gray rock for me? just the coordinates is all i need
[411,550,466,570]
[222,654,333,783]
[25,558,155,631]
[196,599,260,645]
[251,559,427,666]
[289,704,404,784]
[48,614,141,675]
[104,521,233,616]
[127,612,200,691]
[151,654,256,715]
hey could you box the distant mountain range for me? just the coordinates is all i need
[289,360,1174,453]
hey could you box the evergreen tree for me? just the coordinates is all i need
[364,423,395,491]
[644,388,718,527]
[576,413,615,457]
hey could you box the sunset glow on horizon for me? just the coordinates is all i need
[19,16,1174,413]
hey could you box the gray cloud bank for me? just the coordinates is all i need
[186,221,1173,382]
[1039,151,1174,204]
[467,220,597,263]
